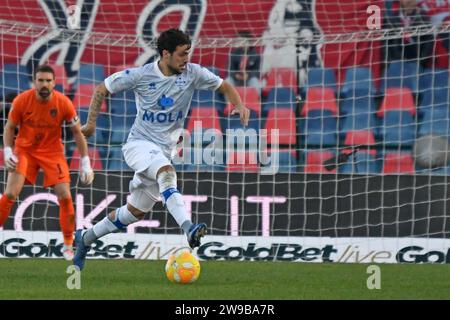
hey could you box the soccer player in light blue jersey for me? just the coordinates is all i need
[73,29,250,270]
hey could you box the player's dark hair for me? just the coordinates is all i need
[33,65,55,80]
[157,29,191,56]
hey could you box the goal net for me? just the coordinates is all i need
[1,0,450,263]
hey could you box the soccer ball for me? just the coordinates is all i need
[413,134,450,168]
[165,250,201,284]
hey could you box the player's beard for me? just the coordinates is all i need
[168,64,182,75]
[38,88,51,99]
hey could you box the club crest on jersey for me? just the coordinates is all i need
[175,77,187,89]
[34,133,44,142]
[158,94,174,110]
[50,108,57,118]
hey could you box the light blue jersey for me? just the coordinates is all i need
[105,62,223,156]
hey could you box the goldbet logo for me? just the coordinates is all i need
[197,242,337,262]
[0,238,138,258]
[197,242,450,263]
[396,246,450,263]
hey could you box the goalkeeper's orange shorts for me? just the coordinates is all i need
[15,147,71,188]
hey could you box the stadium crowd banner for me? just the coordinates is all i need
[1,171,450,263]
[2,0,382,86]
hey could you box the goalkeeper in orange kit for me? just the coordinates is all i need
[0,65,94,260]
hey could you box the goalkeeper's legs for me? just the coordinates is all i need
[0,194,15,227]
[54,183,75,261]
[0,172,25,227]
[156,166,207,249]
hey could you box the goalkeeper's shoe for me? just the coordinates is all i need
[62,245,74,261]
[187,223,207,249]
[73,229,90,271]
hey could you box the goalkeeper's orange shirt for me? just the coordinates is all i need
[8,89,77,154]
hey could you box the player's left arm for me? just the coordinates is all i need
[65,96,94,185]
[70,121,94,185]
[217,80,250,126]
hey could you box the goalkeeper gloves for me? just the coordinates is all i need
[80,156,94,185]
[4,147,18,172]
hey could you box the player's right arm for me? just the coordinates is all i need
[3,95,23,171]
[2,119,18,171]
[81,82,110,137]
[81,67,143,138]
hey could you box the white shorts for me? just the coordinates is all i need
[122,139,172,212]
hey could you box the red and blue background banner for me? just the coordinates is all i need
[0,0,383,87]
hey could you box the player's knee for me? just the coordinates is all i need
[107,204,142,230]
[58,195,72,203]
[4,192,17,201]
[54,184,71,199]
[156,165,174,178]
[157,168,177,191]
[107,211,114,221]
[108,204,145,222]
[127,203,146,219]
[57,192,71,200]
[5,182,21,200]
[157,169,180,204]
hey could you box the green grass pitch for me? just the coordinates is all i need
[0,259,449,299]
